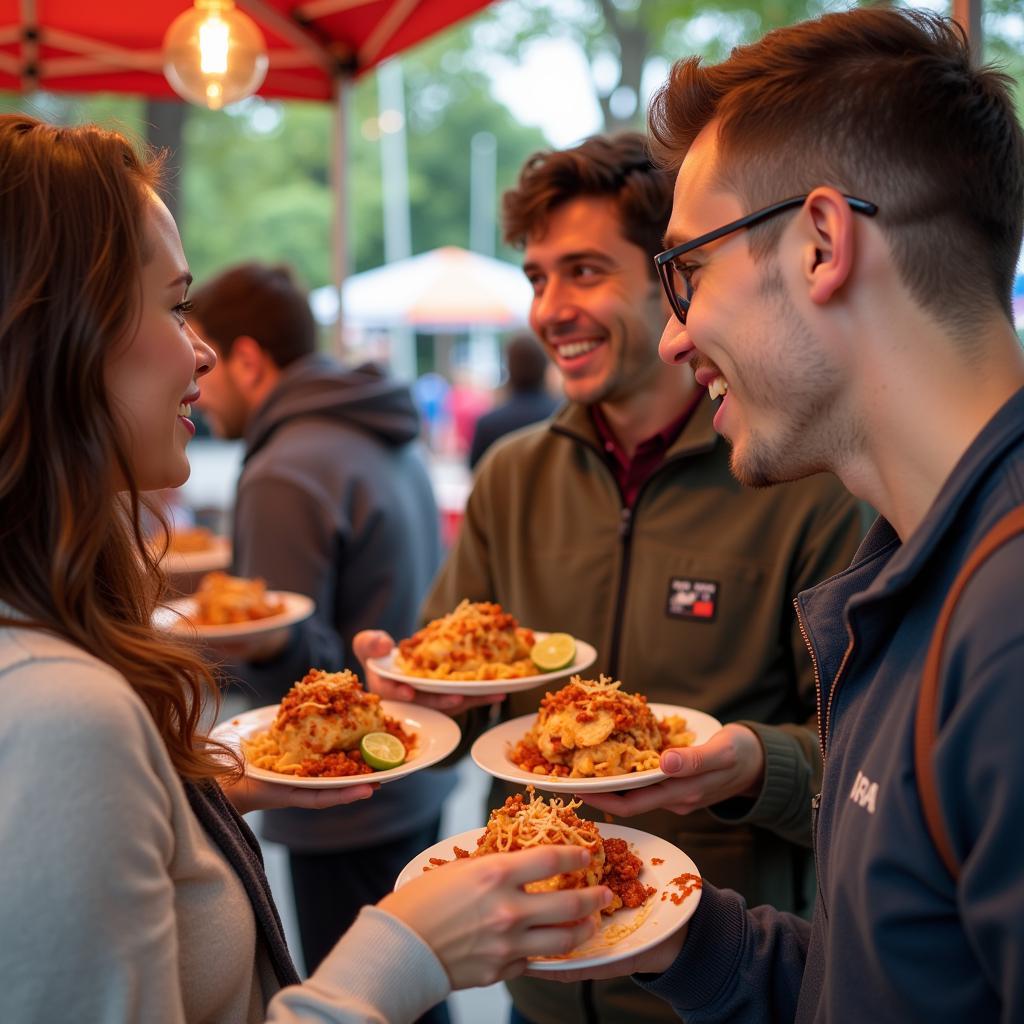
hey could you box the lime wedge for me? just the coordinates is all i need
[360,732,406,771]
[531,633,577,672]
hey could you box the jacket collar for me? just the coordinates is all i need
[550,392,720,462]
[848,385,1024,610]
[799,386,1024,675]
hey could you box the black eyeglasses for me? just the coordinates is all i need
[654,194,878,325]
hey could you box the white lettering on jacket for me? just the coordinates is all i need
[849,770,878,814]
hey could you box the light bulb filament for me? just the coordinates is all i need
[163,0,269,110]
[199,16,230,75]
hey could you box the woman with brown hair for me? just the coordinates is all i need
[0,114,609,1022]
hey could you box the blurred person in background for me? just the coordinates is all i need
[364,131,868,1024]
[446,367,493,459]
[469,332,559,470]
[0,113,612,1024]
[189,264,456,1020]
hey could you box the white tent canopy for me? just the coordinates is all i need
[311,245,532,330]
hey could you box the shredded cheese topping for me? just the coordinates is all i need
[482,787,600,853]
[511,673,695,779]
[241,668,415,778]
[395,599,536,680]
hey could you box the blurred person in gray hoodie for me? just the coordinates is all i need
[190,263,453,1022]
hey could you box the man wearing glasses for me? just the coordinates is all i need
[558,7,1024,1021]
[391,132,867,1024]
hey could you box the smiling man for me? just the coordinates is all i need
[560,8,1024,1023]
[418,133,867,1024]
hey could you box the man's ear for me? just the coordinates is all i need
[800,187,857,306]
[226,335,268,388]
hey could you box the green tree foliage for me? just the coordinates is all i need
[0,91,143,131]
[2,0,1020,287]
[178,23,547,287]
[0,23,547,289]
[983,0,1024,113]
[468,0,837,133]
[469,0,1024,132]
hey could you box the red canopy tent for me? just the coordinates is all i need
[0,0,493,97]
[0,0,496,339]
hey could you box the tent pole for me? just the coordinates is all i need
[952,0,982,64]
[20,0,38,93]
[378,58,416,380]
[331,70,352,358]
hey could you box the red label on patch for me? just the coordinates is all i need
[667,578,719,622]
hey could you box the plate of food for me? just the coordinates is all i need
[209,669,462,789]
[471,674,722,793]
[152,571,314,640]
[155,527,232,576]
[395,786,702,970]
[367,599,597,694]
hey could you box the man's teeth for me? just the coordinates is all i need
[178,402,192,417]
[557,340,600,359]
[707,377,729,401]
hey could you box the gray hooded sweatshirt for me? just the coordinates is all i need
[229,352,453,850]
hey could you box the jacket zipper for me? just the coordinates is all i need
[607,505,634,678]
[606,458,688,678]
[793,597,856,758]
[794,598,825,763]
[795,597,855,922]
[551,427,694,680]
[810,792,827,921]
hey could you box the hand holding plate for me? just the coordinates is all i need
[354,629,506,714]
[380,845,609,988]
[221,773,377,815]
[579,724,763,816]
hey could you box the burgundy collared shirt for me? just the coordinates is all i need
[590,390,704,508]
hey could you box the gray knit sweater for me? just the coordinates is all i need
[0,622,450,1023]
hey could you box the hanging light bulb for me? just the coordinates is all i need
[163,0,269,110]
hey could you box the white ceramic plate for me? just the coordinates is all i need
[209,701,461,789]
[395,823,701,970]
[366,632,598,695]
[157,535,232,576]
[152,590,315,641]
[471,703,723,794]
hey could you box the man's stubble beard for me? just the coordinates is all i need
[728,266,858,488]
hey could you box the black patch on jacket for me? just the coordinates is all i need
[666,577,719,621]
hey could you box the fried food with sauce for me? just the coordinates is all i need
[191,571,285,626]
[166,526,215,553]
[511,674,695,778]
[430,787,653,915]
[395,599,535,679]
[241,669,415,777]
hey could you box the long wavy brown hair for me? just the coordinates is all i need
[0,114,237,782]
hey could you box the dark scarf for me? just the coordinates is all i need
[184,780,301,990]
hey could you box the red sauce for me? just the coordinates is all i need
[661,871,702,905]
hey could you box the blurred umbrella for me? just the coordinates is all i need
[314,246,533,331]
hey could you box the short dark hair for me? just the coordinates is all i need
[505,332,549,392]
[648,7,1024,335]
[188,262,316,368]
[502,132,674,267]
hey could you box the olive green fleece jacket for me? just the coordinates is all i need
[423,395,867,1024]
